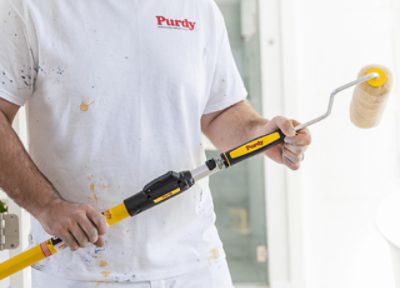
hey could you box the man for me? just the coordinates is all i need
[0,0,311,287]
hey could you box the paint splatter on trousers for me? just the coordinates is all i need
[31,259,234,288]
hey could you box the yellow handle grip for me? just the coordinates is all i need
[221,130,285,167]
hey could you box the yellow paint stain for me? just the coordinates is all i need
[101,271,111,278]
[80,100,94,112]
[89,182,98,202]
[95,281,106,288]
[99,260,108,267]
[80,102,89,112]
[209,248,220,262]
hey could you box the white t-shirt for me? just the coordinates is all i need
[0,0,247,282]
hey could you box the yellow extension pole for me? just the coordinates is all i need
[0,240,56,280]
[0,132,285,280]
[0,202,130,280]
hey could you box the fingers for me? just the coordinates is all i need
[39,200,108,251]
[69,223,91,249]
[86,207,108,237]
[283,121,310,170]
[282,146,304,170]
[284,143,307,155]
[73,206,108,248]
[66,206,100,249]
[284,129,312,147]
[271,116,296,137]
[265,117,311,170]
[285,119,312,146]
[77,216,99,244]
[282,155,301,170]
[94,236,105,247]
[61,231,80,251]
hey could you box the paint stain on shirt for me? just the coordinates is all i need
[89,182,98,202]
[80,100,95,112]
[209,248,220,262]
[99,260,108,267]
[80,102,90,112]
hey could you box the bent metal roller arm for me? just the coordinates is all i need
[0,72,380,280]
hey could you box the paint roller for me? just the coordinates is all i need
[294,64,392,132]
[350,65,392,128]
[0,65,393,280]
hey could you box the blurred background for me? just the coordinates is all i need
[1,0,400,287]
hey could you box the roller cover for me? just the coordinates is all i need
[350,65,392,128]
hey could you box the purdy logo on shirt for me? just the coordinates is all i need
[156,16,196,31]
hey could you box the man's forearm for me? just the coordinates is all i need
[202,100,310,170]
[0,111,59,218]
[0,109,108,249]
[202,101,269,151]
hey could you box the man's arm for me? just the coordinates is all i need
[0,98,107,250]
[201,100,311,170]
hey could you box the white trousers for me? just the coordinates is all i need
[31,259,234,288]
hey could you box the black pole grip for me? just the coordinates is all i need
[220,130,285,167]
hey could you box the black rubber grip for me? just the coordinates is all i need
[220,130,285,167]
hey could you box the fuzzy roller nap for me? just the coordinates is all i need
[294,64,393,132]
[350,65,392,128]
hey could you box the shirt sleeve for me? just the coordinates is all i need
[0,0,37,106]
[202,3,248,115]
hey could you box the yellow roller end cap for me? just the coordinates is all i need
[367,67,387,88]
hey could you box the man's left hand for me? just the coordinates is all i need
[262,116,312,170]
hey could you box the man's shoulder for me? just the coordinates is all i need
[183,0,222,17]
[191,0,225,28]
[198,0,221,14]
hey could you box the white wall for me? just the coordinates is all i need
[279,0,400,287]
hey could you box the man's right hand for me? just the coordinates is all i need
[36,199,108,251]
[0,99,108,251]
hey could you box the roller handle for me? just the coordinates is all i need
[220,130,285,167]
